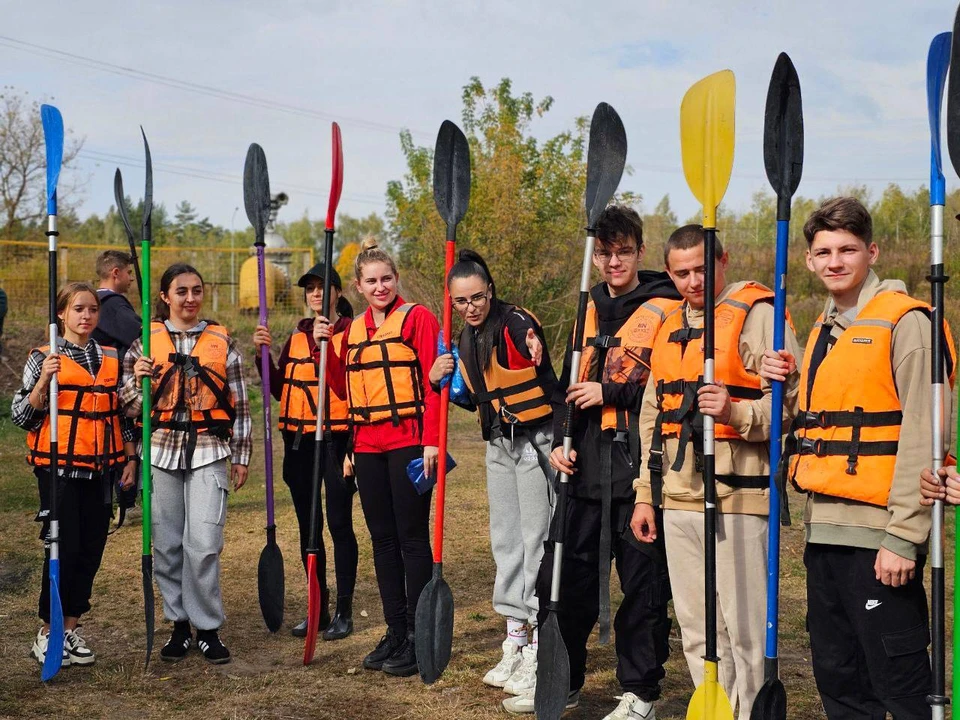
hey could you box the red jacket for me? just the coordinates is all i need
[332,296,440,452]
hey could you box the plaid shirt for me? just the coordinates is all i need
[120,320,252,471]
[11,336,135,479]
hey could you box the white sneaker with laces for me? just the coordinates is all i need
[483,638,523,687]
[602,692,656,720]
[503,688,579,715]
[503,644,538,695]
[30,628,70,667]
[64,628,95,666]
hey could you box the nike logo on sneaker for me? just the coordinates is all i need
[865,600,882,610]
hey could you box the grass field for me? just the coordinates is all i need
[0,319,953,720]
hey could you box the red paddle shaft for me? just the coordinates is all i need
[432,238,455,562]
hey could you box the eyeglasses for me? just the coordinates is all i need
[593,246,639,262]
[452,290,491,311]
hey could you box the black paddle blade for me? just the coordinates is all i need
[142,554,155,668]
[432,120,471,238]
[948,10,960,177]
[763,53,804,220]
[585,102,628,228]
[141,128,153,243]
[114,169,136,243]
[243,143,271,246]
[535,611,570,720]
[257,528,285,633]
[415,564,454,684]
[751,677,787,720]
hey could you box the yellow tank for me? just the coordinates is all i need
[239,256,290,311]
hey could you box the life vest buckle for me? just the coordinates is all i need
[647,449,663,474]
[613,431,629,444]
[593,334,616,349]
[797,410,827,429]
[798,437,825,457]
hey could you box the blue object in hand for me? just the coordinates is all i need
[436,338,468,403]
[407,453,457,495]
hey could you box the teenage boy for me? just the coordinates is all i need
[762,196,953,719]
[632,224,801,720]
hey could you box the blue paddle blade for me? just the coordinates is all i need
[928,32,951,198]
[41,558,64,681]
[40,105,64,217]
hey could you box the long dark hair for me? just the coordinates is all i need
[447,249,504,371]
[154,263,205,321]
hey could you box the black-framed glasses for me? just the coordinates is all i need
[593,246,639,262]
[452,289,491,311]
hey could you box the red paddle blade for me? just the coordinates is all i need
[325,123,343,231]
[303,554,321,664]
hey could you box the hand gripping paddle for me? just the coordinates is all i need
[415,119,470,684]
[751,52,803,720]
[304,123,344,665]
[680,70,736,720]
[40,103,64,683]
[535,102,627,720]
[244,143,285,633]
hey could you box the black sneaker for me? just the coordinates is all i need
[196,629,231,665]
[381,631,418,677]
[362,627,405,671]
[160,621,192,663]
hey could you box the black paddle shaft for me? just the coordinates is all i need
[703,226,719,663]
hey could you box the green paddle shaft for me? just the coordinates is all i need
[141,240,151,553]
[955,391,959,705]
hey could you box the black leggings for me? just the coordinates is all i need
[281,430,358,597]
[355,446,433,633]
[35,470,112,622]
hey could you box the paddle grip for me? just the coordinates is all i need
[256,245,276,528]
[764,218,789,661]
[433,237,456,563]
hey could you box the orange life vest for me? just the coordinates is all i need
[346,303,425,425]
[278,329,350,439]
[27,344,125,471]
[150,322,235,437]
[579,297,680,434]
[790,291,957,506]
[647,283,774,489]
[458,306,553,426]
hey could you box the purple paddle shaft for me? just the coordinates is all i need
[256,245,276,527]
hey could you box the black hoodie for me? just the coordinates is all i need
[552,270,682,502]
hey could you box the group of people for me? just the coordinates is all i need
[12,194,956,720]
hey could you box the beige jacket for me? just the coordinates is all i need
[798,271,951,561]
[633,281,802,515]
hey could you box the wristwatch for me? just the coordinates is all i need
[126,454,140,464]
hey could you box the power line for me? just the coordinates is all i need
[0,34,432,140]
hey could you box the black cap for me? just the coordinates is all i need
[298,262,342,290]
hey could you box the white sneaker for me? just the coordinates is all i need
[602,692,655,720]
[64,629,95,666]
[30,628,70,667]
[482,639,523,688]
[503,644,537,695]
[503,688,579,715]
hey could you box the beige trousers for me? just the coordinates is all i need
[664,509,768,720]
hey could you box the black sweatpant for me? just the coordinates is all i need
[805,543,932,720]
[35,470,112,622]
[535,497,672,701]
[281,430,359,596]
[354,445,433,634]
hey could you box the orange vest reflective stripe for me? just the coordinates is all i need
[578,297,680,433]
[346,303,425,425]
[278,330,350,437]
[648,283,773,488]
[458,306,552,426]
[790,291,957,506]
[27,345,124,470]
[150,322,235,435]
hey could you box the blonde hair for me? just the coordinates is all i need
[355,236,398,280]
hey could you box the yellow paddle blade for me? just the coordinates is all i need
[680,69,736,229]
[686,660,735,720]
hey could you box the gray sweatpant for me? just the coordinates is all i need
[152,460,229,631]
[486,424,554,626]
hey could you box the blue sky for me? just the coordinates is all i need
[3,0,957,230]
